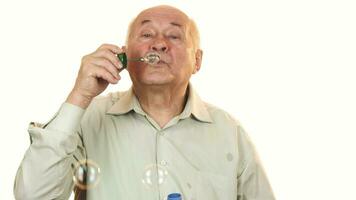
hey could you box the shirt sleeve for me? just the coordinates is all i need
[14,103,86,200]
[236,125,276,200]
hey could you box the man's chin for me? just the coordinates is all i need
[139,77,174,86]
[143,81,171,86]
[138,74,175,85]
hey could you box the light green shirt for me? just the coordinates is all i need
[14,85,275,200]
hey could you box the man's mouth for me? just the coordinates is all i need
[143,52,170,65]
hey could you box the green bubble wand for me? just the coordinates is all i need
[116,52,160,70]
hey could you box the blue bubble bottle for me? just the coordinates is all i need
[167,193,182,200]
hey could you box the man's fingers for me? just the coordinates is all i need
[91,65,120,84]
[93,49,124,70]
[69,44,123,105]
[97,43,122,54]
[90,57,120,79]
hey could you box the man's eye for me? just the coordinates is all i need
[142,33,152,38]
[169,35,180,40]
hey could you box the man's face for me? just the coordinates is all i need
[126,7,201,87]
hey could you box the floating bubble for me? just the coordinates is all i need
[72,159,101,190]
[141,164,168,188]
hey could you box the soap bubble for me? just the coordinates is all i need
[141,164,168,188]
[72,159,101,190]
[143,53,160,65]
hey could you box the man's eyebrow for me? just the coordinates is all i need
[139,19,182,28]
[140,19,151,25]
[170,22,182,27]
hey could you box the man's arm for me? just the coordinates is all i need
[14,43,123,199]
[236,125,275,200]
[14,103,86,199]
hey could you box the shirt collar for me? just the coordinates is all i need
[178,83,213,123]
[106,87,145,116]
[106,83,213,123]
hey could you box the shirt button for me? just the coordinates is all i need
[160,160,167,166]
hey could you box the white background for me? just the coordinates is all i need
[1,0,355,199]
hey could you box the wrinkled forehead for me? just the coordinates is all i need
[134,7,190,30]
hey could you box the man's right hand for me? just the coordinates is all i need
[66,44,124,109]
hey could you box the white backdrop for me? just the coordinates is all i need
[1,0,355,199]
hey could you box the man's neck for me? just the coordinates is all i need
[133,83,188,128]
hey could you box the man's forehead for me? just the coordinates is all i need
[135,7,189,28]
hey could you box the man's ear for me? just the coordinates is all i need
[193,49,203,74]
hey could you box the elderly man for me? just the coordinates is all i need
[14,5,275,200]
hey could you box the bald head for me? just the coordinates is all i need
[126,5,200,51]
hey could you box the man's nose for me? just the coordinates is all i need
[150,38,168,52]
